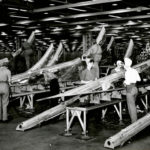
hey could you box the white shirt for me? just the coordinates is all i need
[124,68,141,85]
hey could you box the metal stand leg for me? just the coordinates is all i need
[114,102,123,122]
[64,108,72,136]
[19,96,26,108]
[141,94,149,112]
[27,94,34,109]
[101,108,107,121]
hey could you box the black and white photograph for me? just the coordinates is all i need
[0,0,150,150]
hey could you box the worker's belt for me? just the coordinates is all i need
[126,83,136,92]
[126,83,136,86]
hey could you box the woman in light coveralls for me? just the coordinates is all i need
[0,62,11,122]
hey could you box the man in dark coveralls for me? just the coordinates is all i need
[0,62,11,122]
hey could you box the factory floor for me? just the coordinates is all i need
[1,107,150,150]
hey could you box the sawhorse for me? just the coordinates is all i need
[12,89,49,109]
[138,92,149,112]
[65,99,126,138]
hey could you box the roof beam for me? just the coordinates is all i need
[33,0,121,13]
[41,6,150,21]
[69,14,150,25]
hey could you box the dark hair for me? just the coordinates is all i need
[89,59,94,63]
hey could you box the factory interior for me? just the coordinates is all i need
[1,0,150,150]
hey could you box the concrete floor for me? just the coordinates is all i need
[1,109,150,150]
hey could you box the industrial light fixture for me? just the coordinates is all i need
[54,20,68,24]
[52,27,63,31]
[51,31,61,34]
[112,26,124,30]
[16,31,24,34]
[16,20,33,24]
[115,36,123,39]
[24,0,34,2]
[131,35,139,38]
[10,15,29,19]
[20,9,28,12]
[126,7,131,10]
[68,7,87,12]
[12,25,24,28]
[8,7,19,11]
[74,25,84,29]
[27,26,39,29]
[112,3,118,6]
[109,15,121,18]
[35,29,41,33]
[1,32,7,36]
[0,23,7,27]
[42,17,60,21]
[49,3,55,6]
[125,20,137,25]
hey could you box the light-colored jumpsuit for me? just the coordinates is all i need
[0,66,11,121]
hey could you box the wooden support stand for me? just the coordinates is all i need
[65,99,125,138]
[12,89,49,109]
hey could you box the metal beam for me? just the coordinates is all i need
[41,6,150,21]
[69,14,150,25]
[33,0,121,13]
[39,14,150,28]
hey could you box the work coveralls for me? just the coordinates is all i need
[0,66,11,121]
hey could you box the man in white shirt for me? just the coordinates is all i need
[124,58,141,123]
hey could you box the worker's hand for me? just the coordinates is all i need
[81,80,89,84]
[123,81,126,87]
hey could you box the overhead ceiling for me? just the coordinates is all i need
[0,0,150,51]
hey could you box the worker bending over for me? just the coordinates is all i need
[80,57,98,84]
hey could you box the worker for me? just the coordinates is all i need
[82,43,102,78]
[124,57,141,123]
[42,70,60,107]
[0,62,11,122]
[80,57,98,84]
[111,60,124,74]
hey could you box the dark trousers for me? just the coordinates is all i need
[126,84,138,123]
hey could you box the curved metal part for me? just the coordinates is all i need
[12,48,22,58]
[11,57,81,84]
[107,36,114,51]
[16,96,79,131]
[43,57,81,73]
[49,59,150,98]
[124,39,134,58]
[104,113,150,149]
[96,26,106,44]
[46,42,63,67]
[27,31,35,44]
[27,43,54,72]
